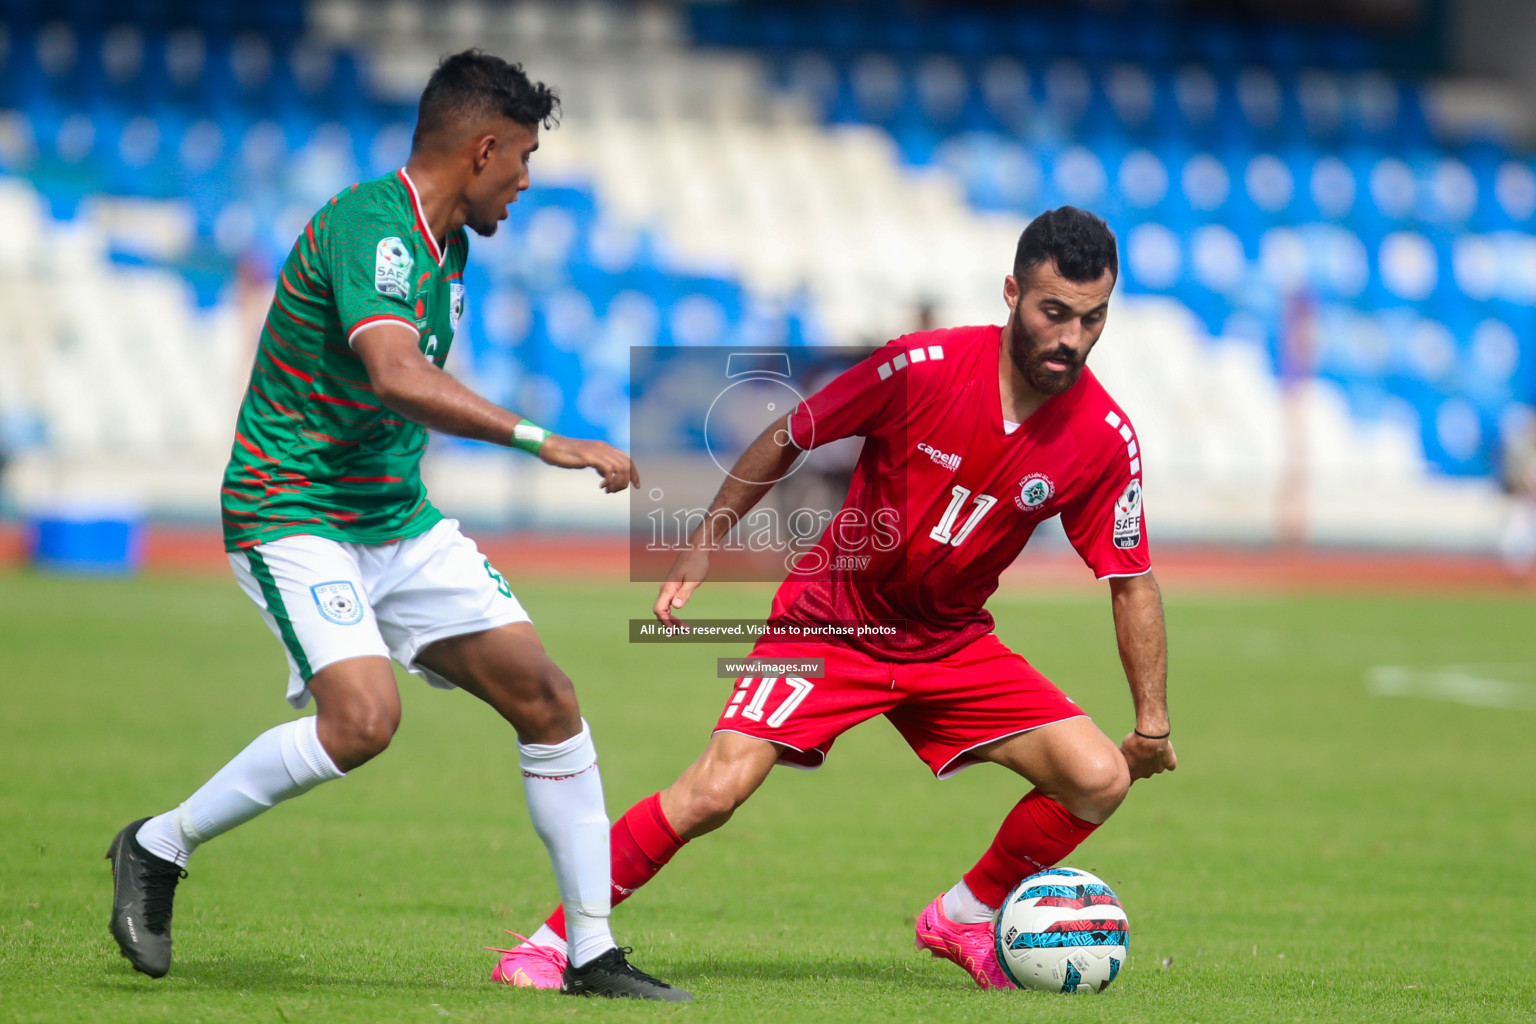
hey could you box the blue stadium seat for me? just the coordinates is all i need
[1321,27,1373,71]
[1103,63,1159,138]
[1186,19,1254,71]
[1004,8,1058,63]
[1258,22,1320,70]
[6,1,1527,469]
[935,9,993,60]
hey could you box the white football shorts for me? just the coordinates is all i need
[228,518,531,708]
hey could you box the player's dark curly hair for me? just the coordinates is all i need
[1013,206,1118,284]
[413,49,560,151]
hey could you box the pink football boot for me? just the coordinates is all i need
[914,895,1016,990]
[488,934,567,989]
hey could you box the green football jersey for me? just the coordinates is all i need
[221,169,470,551]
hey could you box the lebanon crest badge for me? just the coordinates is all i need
[375,236,413,300]
[311,581,364,625]
[1015,473,1055,511]
[1113,479,1143,549]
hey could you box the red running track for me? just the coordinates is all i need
[2,523,1532,596]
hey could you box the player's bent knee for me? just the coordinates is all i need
[520,660,575,709]
[353,714,398,758]
[506,663,580,740]
[670,772,752,836]
[317,704,400,769]
[522,660,577,700]
[662,732,778,838]
[689,781,744,829]
[540,664,578,711]
[1067,753,1131,823]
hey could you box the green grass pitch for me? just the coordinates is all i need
[1,569,1534,1023]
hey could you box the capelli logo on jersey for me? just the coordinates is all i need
[917,443,962,472]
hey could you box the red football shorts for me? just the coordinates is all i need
[713,632,1086,778]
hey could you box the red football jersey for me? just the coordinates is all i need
[769,324,1150,661]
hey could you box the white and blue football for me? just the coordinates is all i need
[994,867,1129,994]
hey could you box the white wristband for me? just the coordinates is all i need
[511,421,551,453]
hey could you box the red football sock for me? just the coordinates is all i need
[545,792,686,941]
[962,790,1099,909]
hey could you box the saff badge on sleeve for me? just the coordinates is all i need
[375,237,414,300]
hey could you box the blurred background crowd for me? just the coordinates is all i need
[0,0,1533,570]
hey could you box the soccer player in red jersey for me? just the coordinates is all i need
[497,206,1176,989]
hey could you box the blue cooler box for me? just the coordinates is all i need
[28,506,144,574]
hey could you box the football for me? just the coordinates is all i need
[993,867,1129,994]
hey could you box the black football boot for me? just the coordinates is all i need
[106,817,187,978]
[561,946,693,1002]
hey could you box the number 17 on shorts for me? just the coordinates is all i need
[722,676,817,729]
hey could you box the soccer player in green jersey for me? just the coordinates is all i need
[105,51,690,1002]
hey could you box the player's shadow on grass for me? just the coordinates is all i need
[98,954,974,993]
[98,959,492,993]
[662,954,966,990]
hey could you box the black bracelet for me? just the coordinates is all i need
[1134,728,1171,740]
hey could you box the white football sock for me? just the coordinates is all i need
[526,923,568,956]
[135,717,345,867]
[942,878,997,925]
[519,719,614,968]
[531,927,574,957]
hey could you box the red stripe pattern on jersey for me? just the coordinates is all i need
[220,170,468,551]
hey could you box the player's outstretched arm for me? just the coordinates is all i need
[354,324,637,493]
[654,414,801,626]
[535,435,640,494]
[1109,571,1176,781]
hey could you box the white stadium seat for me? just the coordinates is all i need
[0,0,1508,545]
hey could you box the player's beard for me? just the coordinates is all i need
[1007,307,1085,397]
